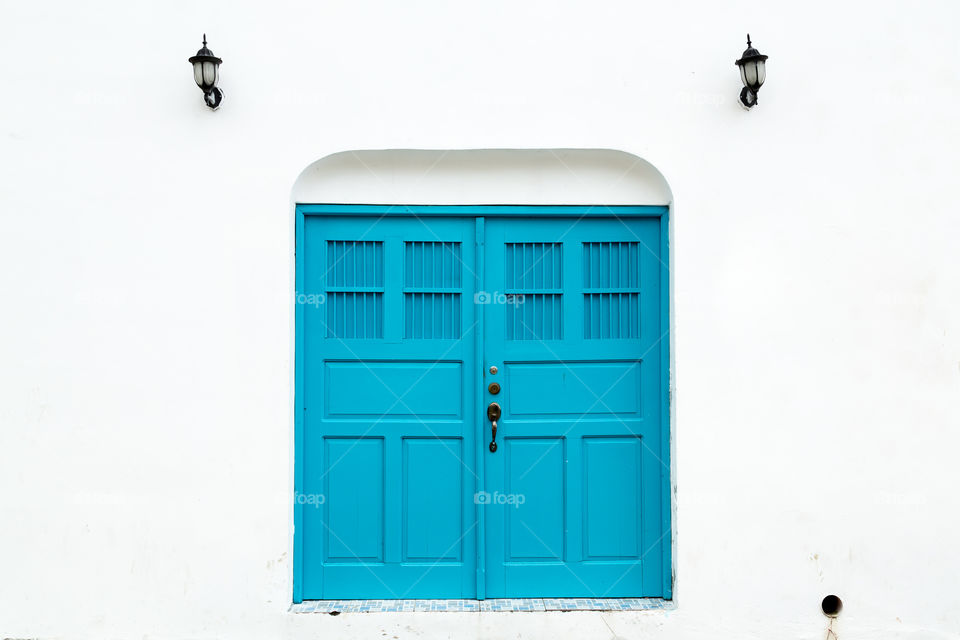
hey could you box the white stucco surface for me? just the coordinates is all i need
[1,1,959,639]
[292,149,672,204]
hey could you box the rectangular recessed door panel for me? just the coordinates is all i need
[403,438,464,562]
[324,437,384,562]
[506,361,640,417]
[505,438,565,562]
[324,361,463,418]
[583,437,642,560]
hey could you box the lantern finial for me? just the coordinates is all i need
[746,34,752,47]
[203,33,207,46]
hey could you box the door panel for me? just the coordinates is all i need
[482,217,666,598]
[504,438,565,561]
[300,216,478,599]
[583,436,642,559]
[403,438,464,562]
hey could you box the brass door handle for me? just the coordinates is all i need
[487,402,501,452]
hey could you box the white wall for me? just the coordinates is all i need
[1,1,959,639]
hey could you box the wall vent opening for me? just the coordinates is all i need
[821,594,843,617]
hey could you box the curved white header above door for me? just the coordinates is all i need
[292,149,672,206]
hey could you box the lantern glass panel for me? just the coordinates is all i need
[193,61,204,88]
[739,65,747,88]
[202,61,217,88]
[756,60,766,86]
[744,61,758,88]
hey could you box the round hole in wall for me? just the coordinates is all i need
[821,595,843,617]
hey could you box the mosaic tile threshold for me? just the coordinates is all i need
[291,598,671,613]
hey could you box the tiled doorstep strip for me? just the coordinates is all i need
[291,598,672,613]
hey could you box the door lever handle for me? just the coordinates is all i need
[487,402,502,452]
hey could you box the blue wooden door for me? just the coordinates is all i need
[480,217,669,598]
[296,207,670,601]
[298,215,479,599]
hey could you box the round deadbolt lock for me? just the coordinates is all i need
[488,382,501,395]
[489,365,498,375]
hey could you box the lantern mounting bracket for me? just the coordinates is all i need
[204,87,224,109]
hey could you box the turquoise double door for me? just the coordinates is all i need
[295,206,670,601]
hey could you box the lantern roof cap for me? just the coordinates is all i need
[188,34,222,64]
[735,34,768,66]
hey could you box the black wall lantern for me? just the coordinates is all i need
[188,34,223,110]
[735,34,768,109]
